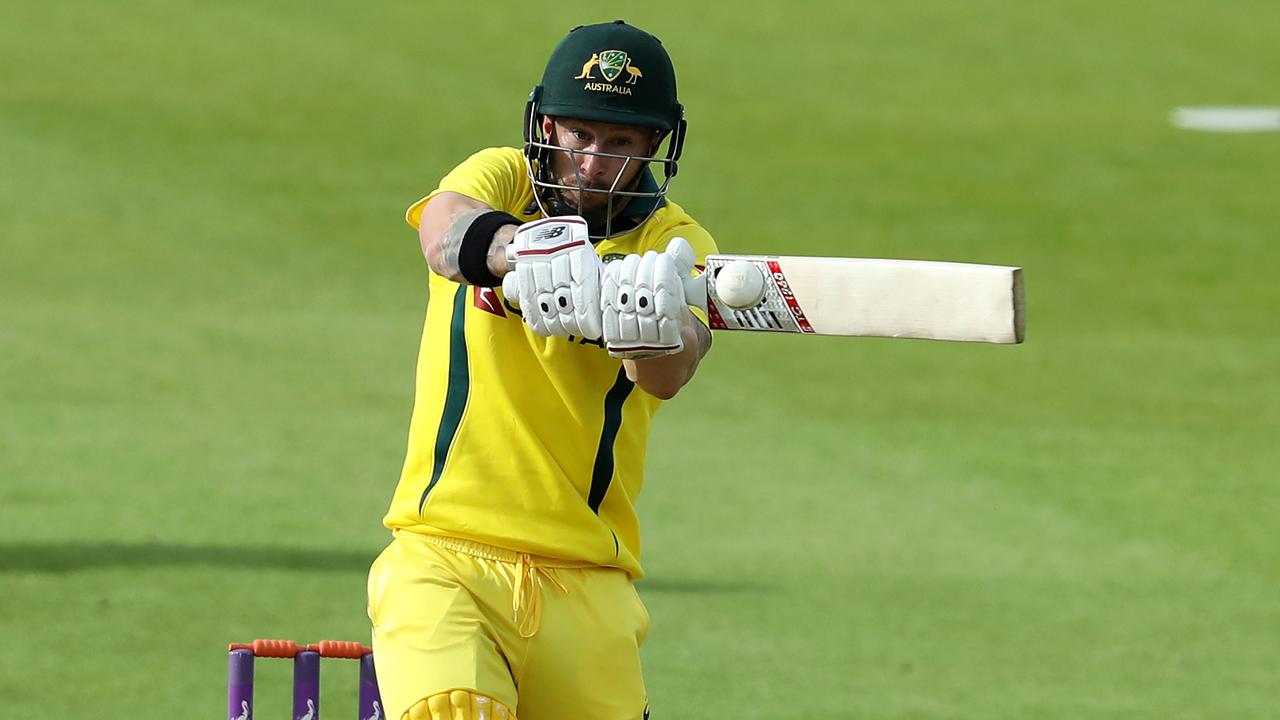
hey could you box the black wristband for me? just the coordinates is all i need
[459,210,521,287]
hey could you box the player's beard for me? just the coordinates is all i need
[542,162,648,237]
[543,185,619,232]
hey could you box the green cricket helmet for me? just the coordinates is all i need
[523,20,687,240]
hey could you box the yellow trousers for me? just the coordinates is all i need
[368,531,650,720]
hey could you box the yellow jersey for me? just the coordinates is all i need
[383,147,717,578]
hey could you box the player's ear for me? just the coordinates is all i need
[650,130,665,155]
[541,115,556,138]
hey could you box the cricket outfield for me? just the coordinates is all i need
[1,1,1277,717]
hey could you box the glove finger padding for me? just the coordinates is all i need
[570,250,603,340]
[531,259,556,319]
[616,254,641,343]
[516,261,547,336]
[601,260,620,342]
[665,236,696,279]
[505,216,602,339]
[602,246,687,360]
[501,271,521,310]
[549,253,576,334]
[633,251,659,346]
[652,252,684,347]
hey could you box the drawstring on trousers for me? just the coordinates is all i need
[402,532,590,640]
[513,553,568,638]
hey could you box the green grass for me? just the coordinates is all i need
[2,1,1278,717]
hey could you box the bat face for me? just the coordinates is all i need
[690,255,1025,344]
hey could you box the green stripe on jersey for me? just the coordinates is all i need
[419,286,470,512]
[588,368,635,513]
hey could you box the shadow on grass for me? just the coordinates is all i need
[1,542,773,594]
[636,577,771,595]
[0,541,376,573]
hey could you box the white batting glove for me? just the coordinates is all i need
[601,237,696,359]
[501,216,603,339]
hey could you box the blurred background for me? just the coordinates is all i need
[2,1,1277,717]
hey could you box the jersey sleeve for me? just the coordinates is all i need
[659,222,718,269]
[404,147,527,229]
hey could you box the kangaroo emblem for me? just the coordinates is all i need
[363,700,383,720]
[574,53,599,79]
[231,700,250,720]
[298,698,316,720]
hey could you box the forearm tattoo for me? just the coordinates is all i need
[486,226,515,276]
[430,207,490,282]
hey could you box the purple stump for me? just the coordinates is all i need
[293,650,321,720]
[358,653,382,720]
[227,649,255,720]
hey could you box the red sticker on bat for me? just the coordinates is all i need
[766,260,814,333]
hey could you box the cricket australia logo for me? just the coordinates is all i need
[575,49,642,95]
[599,50,630,82]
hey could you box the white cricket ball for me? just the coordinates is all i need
[715,260,766,309]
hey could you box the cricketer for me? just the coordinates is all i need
[367,20,718,720]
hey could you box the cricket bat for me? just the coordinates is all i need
[686,255,1025,344]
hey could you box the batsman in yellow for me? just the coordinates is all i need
[368,20,718,720]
